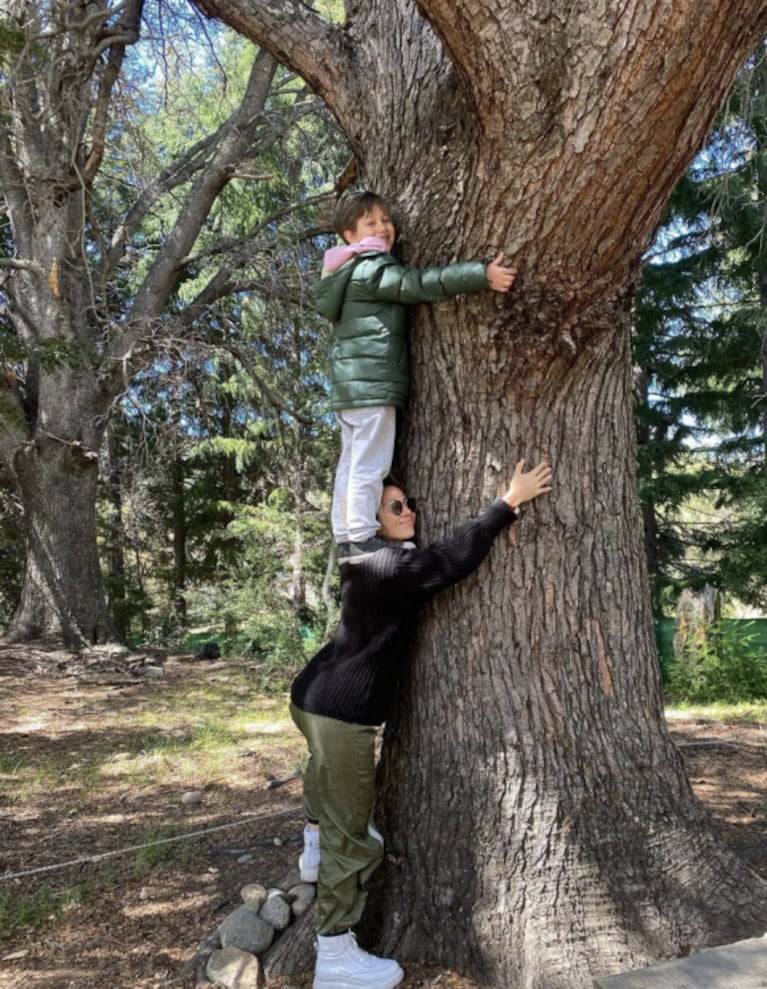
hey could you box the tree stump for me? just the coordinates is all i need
[674,584,721,659]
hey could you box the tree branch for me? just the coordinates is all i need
[179,190,333,268]
[82,0,145,184]
[107,130,225,268]
[212,334,316,426]
[0,258,45,277]
[127,48,278,325]
[188,0,352,116]
[101,49,318,387]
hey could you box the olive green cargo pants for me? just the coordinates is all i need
[290,703,384,935]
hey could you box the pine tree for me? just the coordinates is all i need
[635,43,767,614]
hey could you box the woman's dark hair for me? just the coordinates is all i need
[333,190,392,237]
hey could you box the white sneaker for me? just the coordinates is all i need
[314,932,403,989]
[299,825,320,882]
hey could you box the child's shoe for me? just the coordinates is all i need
[338,537,390,563]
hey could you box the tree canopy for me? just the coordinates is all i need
[0,0,343,647]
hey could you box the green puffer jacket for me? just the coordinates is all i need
[314,250,489,410]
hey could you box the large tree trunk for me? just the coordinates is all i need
[373,295,765,986]
[4,435,114,648]
[104,427,130,642]
[0,0,144,649]
[189,0,767,984]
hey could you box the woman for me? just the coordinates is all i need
[290,459,553,989]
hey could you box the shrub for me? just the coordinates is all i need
[667,620,767,703]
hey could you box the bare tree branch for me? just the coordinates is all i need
[32,0,132,40]
[0,258,45,276]
[82,0,145,183]
[107,129,228,268]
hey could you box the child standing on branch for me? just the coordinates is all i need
[315,190,517,561]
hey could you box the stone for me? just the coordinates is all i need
[240,883,268,910]
[180,790,203,806]
[260,893,291,931]
[218,906,275,955]
[277,865,302,890]
[289,883,316,918]
[184,832,319,980]
[206,944,260,989]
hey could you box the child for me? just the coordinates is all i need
[314,190,517,560]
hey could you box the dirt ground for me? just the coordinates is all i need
[0,648,765,989]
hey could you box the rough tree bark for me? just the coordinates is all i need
[0,0,311,648]
[9,432,112,646]
[189,1,767,986]
[104,426,130,641]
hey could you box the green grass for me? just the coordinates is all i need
[95,692,297,786]
[0,872,108,938]
[130,824,199,877]
[0,754,102,803]
[0,883,58,934]
[665,700,767,723]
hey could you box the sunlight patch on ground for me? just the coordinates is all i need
[242,720,293,734]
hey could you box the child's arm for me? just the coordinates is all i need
[486,251,518,293]
[352,253,517,305]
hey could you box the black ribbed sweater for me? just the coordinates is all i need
[290,499,517,725]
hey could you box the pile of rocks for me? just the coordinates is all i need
[188,866,315,989]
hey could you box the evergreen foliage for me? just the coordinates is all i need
[635,43,767,616]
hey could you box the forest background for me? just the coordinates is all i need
[1,2,767,704]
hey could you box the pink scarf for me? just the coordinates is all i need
[322,236,389,273]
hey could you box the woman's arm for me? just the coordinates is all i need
[377,460,553,599]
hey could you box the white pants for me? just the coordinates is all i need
[331,406,396,543]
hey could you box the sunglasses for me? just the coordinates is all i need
[383,497,417,516]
